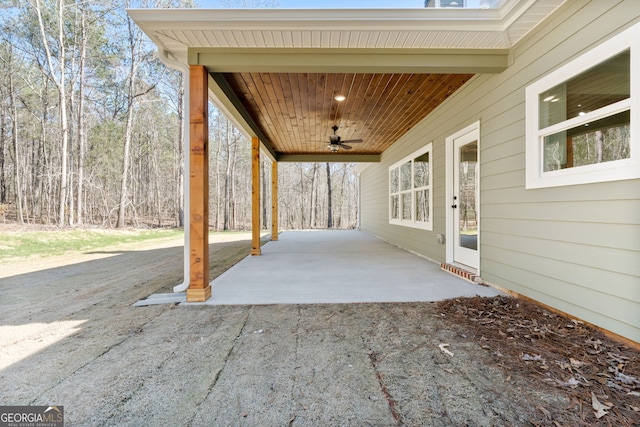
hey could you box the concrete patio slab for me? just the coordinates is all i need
[173,230,501,306]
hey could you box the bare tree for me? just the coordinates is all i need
[1,1,360,231]
[74,4,88,225]
[34,0,70,226]
[9,69,24,224]
[117,0,160,228]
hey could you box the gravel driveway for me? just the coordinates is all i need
[0,233,574,426]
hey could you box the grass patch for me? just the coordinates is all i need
[0,228,184,260]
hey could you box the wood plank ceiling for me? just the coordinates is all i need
[221,72,473,156]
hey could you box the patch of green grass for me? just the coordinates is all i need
[0,228,184,260]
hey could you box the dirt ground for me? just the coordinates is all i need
[0,232,638,426]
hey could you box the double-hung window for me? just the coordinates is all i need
[389,143,433,230]
[525,23,640,188]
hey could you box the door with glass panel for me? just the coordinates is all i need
[449,126,479,270]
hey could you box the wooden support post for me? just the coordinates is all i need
[187,65,211,302]
[271,161,278,241]
[251,136,262,256]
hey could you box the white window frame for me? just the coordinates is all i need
[525,23,640,189]
[389,143,433,231]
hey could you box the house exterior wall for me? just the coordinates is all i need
[359,0,640,343]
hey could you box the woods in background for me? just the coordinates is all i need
[0,0,359,230]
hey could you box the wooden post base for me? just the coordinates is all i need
[186,285,211,302]
[250,248,262,256]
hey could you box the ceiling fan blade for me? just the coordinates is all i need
[340,139,363,144]
[340,144,352,150]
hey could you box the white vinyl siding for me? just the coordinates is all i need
[360,1,640,343]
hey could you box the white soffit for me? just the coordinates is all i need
[128,0,567,66]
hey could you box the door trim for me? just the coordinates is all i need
[445,121,480,273]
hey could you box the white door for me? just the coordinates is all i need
[446,123,479,270]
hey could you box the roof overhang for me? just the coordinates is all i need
[129,1,567,162]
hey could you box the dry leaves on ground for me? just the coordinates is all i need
[436,296,640,426]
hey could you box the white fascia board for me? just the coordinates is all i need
[127,8,505,32]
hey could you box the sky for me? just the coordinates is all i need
[197,0,495,9]
[277,0,424,7]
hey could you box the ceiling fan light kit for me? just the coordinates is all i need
[326,125,363,152]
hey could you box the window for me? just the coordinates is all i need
[389,143,433,230]
[525,23,640,189]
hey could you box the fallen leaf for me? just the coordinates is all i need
[591,392,612,419]
[556,377,580,388]
[590,375,608,385]
[438,343,454,357]
[615,371,638,385]
[522,353,544,362]
[536,405,551,420]
[569,358,584,368]
[607,352,629,363]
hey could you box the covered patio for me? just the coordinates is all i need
[126,5,539,302]
[136,230,500,306]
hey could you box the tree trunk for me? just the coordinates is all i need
[117,13,148,229]
[117,99,134,228]
[9,72,24,224]
[176,73,184,227]
[326,162,333,229]
[76,6,87,225]
[229,126,237,229]
[0,97,6,204]
[299,165,305,228]
[223,145,230,230]
[595,130,604,164]
[35,0,70,227]
[261,160,268,229]
[212,112,222,230]
[310,163,318,228]
[57,0,69,227]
